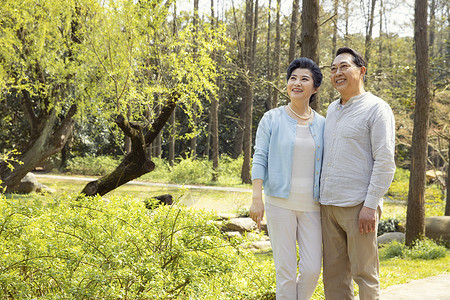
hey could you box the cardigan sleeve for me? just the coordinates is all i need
[251,113,271,181]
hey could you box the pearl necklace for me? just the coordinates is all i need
[288,103,312,120]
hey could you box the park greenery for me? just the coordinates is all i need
[0,177,448,299]
[0,0,449,298]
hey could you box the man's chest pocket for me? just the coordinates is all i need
[341,119,369,140]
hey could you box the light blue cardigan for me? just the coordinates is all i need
[251,106,325,202]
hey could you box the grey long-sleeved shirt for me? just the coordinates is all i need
[319,92,396,210]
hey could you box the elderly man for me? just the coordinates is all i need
[320,47,396,300]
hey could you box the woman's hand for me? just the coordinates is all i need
[250,179,264,230]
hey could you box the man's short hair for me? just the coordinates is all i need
[336,47,366,68]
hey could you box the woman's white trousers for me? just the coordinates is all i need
[265,203,322,300]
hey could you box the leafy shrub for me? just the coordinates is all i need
[66,155,120,176]
[217,155,245,185]
[405,239,447,260]
[0,194,275,299]
[382,240,405,259]
[382,239,446,260]
[378,218,400,236]
[169,156,212,184]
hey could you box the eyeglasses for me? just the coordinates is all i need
[330,64,357,74]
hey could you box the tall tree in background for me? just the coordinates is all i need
[169,0,178,167]
[288,0,300,63]
[241,0,258,183]
[364,0,377,68]
[190,0,200,158]
[406,0,430,246]
[300,0,320,111]
[265,0,273,110]
[272,0,281,108]
[329,0,339,102]
[211,0,220,181]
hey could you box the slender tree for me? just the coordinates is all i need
[406,0,430,246]
[364,0,377,68]
[265,0,273,111]
[241,0,258,184]
[300,0,320,111]
[272,0,281,108]
[211,0,220,181]
[288,0,300,63]
[190,0,200,158]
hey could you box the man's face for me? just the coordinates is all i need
[330,53,365,96]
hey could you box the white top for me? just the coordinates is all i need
[320,92,396,209]
[265,124,319,212]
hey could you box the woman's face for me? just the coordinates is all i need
[287,68,317,102]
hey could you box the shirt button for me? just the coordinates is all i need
[318,145,320,148]
[316,171,318,174]
[317,158,319,161]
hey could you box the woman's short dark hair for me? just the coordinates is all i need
[336,47,366,68]
[286,57,323,103]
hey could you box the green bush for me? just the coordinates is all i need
[0,194,275,299]
[168,156,213,185]
[382,240,405,259]
[377,218,400,236]
[405,239,447,260]
[66,155,120,176]
[382,239,447,260]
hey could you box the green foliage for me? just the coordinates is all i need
[0,193,275,299]
[387,168,446,217]
[66,156,121,176]
[382,239,447,260]
[168,156,213,185]
[387,168,410,201]
[377,218,400,236]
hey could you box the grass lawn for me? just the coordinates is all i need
[14,175,449,299]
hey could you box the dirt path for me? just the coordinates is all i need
[34,173,252,193]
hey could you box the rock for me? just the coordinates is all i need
[15,173,40,193]
[425,216,450,242]
[224,231,242,240]
[378,232,405,245]
[244,241,272,252]
[36,184,56,194]
[222,218,257,233]
[216,213,238,221]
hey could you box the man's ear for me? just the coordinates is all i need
[360,66,367,78]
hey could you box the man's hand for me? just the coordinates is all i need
[359,206,377,234]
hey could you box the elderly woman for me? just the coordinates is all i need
[250,57,325,300]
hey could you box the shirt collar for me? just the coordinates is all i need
[339,92,370,107]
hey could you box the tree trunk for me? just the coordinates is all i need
[190,0,200,158]
[406,0,430,246]
[265,0,273,111]
[241,0,257,184]
[329,0,339,103]
[211,0,220,181]
[429,0,436,56]
[445,142,450,216]
[288,0,300,63]
[1,104,77,192]
[272,0,281,108]
[81,96,178,196]
[364,0,377,69]
[169,0,177,167]
[300,0,320,111]
[154,104,162,157]
[169,108,176,167]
